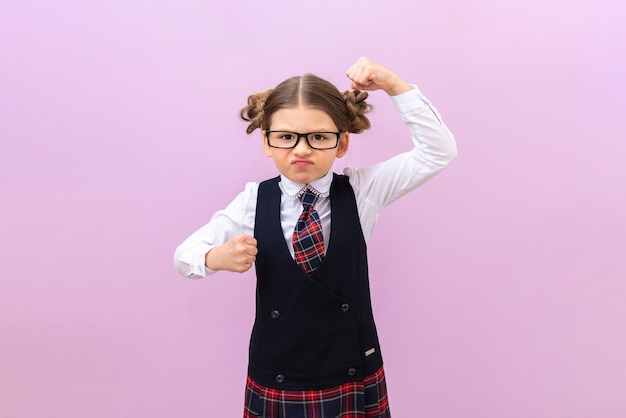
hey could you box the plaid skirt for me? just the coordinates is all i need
[243,366,390,418]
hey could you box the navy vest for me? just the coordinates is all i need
[249,174,383,390]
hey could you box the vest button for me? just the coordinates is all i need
[270,309,281,320]
[275,374,285,384]
[341,303,350,313]
[347,367,357,376]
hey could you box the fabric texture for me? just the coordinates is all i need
[243,366,390,418]
[292,188,325,275]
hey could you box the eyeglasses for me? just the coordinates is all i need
[265,130,341,150]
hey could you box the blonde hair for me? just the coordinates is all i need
[240,74,372,135]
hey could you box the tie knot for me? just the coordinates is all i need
[299,188,318,208]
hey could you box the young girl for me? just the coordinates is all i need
[174,57,457,418]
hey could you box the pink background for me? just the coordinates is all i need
[1,0,625,417]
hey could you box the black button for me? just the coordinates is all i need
[347,368,357,376]
[275,374,285,384]
[270,310,280,320]
[341,303,350,313]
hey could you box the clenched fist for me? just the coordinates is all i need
[205,234,258,273]
[346,57,411,96]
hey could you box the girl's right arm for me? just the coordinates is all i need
[173,182,259,278]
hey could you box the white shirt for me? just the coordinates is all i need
[174,85,458,278]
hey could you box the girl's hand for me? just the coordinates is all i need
[205,234,258,273]
[346,57,412,96]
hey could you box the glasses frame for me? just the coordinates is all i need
[265,130,341,150]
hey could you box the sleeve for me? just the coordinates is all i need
[344,84,458,240]
[173,182,258,279]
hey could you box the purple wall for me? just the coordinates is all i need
[1,0,625,416]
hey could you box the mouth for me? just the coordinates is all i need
[292,159,312,167]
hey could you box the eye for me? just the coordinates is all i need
[311,133,331,141]
[279,133,295,140]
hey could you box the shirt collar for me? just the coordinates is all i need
[279,171,333,199]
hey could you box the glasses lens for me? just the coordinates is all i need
[267,131,297,148]
[306,133,338,149]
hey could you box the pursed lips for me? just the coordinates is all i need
[292,159,313,167]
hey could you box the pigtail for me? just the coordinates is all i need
[342,90,373,134]
[240,89,273,134]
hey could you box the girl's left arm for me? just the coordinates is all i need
[344,58,458,239]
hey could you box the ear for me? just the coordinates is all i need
[263,131,273,157]
[335,132,350,158]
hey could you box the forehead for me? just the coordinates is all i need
[269,106,338,131]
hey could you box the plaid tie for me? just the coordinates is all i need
[292,188,325,275]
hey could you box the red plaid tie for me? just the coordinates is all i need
[292,188,324,275]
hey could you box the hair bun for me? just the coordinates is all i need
[343,90,373,134]
[240,89,273,134]
[353,90,368,103]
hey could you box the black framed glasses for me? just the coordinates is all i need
[265,130,341,150]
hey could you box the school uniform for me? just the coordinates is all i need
[174,85,458,417]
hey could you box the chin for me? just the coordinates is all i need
[290,175,313,185]
[286,172,319,185]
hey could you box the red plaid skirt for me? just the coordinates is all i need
[243,366,390,417]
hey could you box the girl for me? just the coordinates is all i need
[174,57,457,418]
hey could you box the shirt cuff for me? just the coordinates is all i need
[187,246,214,277]
[390,84,429,114]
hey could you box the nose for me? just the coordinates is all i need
[292,135,312,154]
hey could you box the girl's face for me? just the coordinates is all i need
[263,106,349,185]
